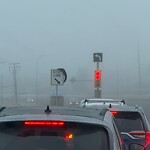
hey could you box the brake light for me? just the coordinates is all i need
[24,121,64,126]
[65,134,73,140]
[111,111,118,115]
[146,132,150,143]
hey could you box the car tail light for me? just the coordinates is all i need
[65,133,73,140]
[145,132,150,143]
[24,121,64,126]
[111,111,118,115]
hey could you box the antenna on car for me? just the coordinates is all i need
[83,99,88,107]
[121,100,125,105]
[84,99,88,103]
[109,104,112,108]
[45,105,52,114]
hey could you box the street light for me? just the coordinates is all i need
[137,45,141,96]
[35,55,47,103]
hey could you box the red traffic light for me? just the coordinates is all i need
[95,70,101,80]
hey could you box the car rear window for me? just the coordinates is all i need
[113,112,144,132]
[0,121,109,150]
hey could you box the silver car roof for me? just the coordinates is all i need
[0,106,109,122]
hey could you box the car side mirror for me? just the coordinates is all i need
[129,143,144,150]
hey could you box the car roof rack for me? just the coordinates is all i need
[109,104,112,108]
[121,100,125,104]
[81,98,126,107]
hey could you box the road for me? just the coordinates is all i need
[65,96,150,121]
[2,95,150,121]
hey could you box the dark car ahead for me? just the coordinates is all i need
[0,106,130,150]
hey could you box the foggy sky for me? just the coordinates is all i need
[0,0,150,99]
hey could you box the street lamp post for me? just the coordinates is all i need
[137,45,141,96]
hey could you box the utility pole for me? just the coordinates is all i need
[0,74,3,104]
[0,61,6,105]
[137,45,142,96]
[9,63,20,105]
[116,60,119,98]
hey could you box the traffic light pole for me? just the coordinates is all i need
[97,61,99,70]
[93,53,103,98]
[95,62,101,98]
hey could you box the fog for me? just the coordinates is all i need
[0,0,150,105]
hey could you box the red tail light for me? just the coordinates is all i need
[146,132,150,143]
[24,121,64,126]
[111,111,118,115]
[65,133,73,140]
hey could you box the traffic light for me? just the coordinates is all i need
[95,70,101,80]
[94,70,101,88]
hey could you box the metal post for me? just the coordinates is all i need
[0,74,3,105]
[137,45,141,96]
[0,61,6,105]
[97,62,99,70]
[116,61,119,98]
[56,85,58,105]
[13,68,18,103]
[36,62,38,103]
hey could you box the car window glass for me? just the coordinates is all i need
[0,121,109,150]
[114,112,144,132]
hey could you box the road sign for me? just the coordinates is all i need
[51,69,64,86]
[93,53,103,62]
[57,68,67,83]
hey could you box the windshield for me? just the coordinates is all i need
[113,112,144,132]
[0,121,109,150]
[1,2,150,149]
